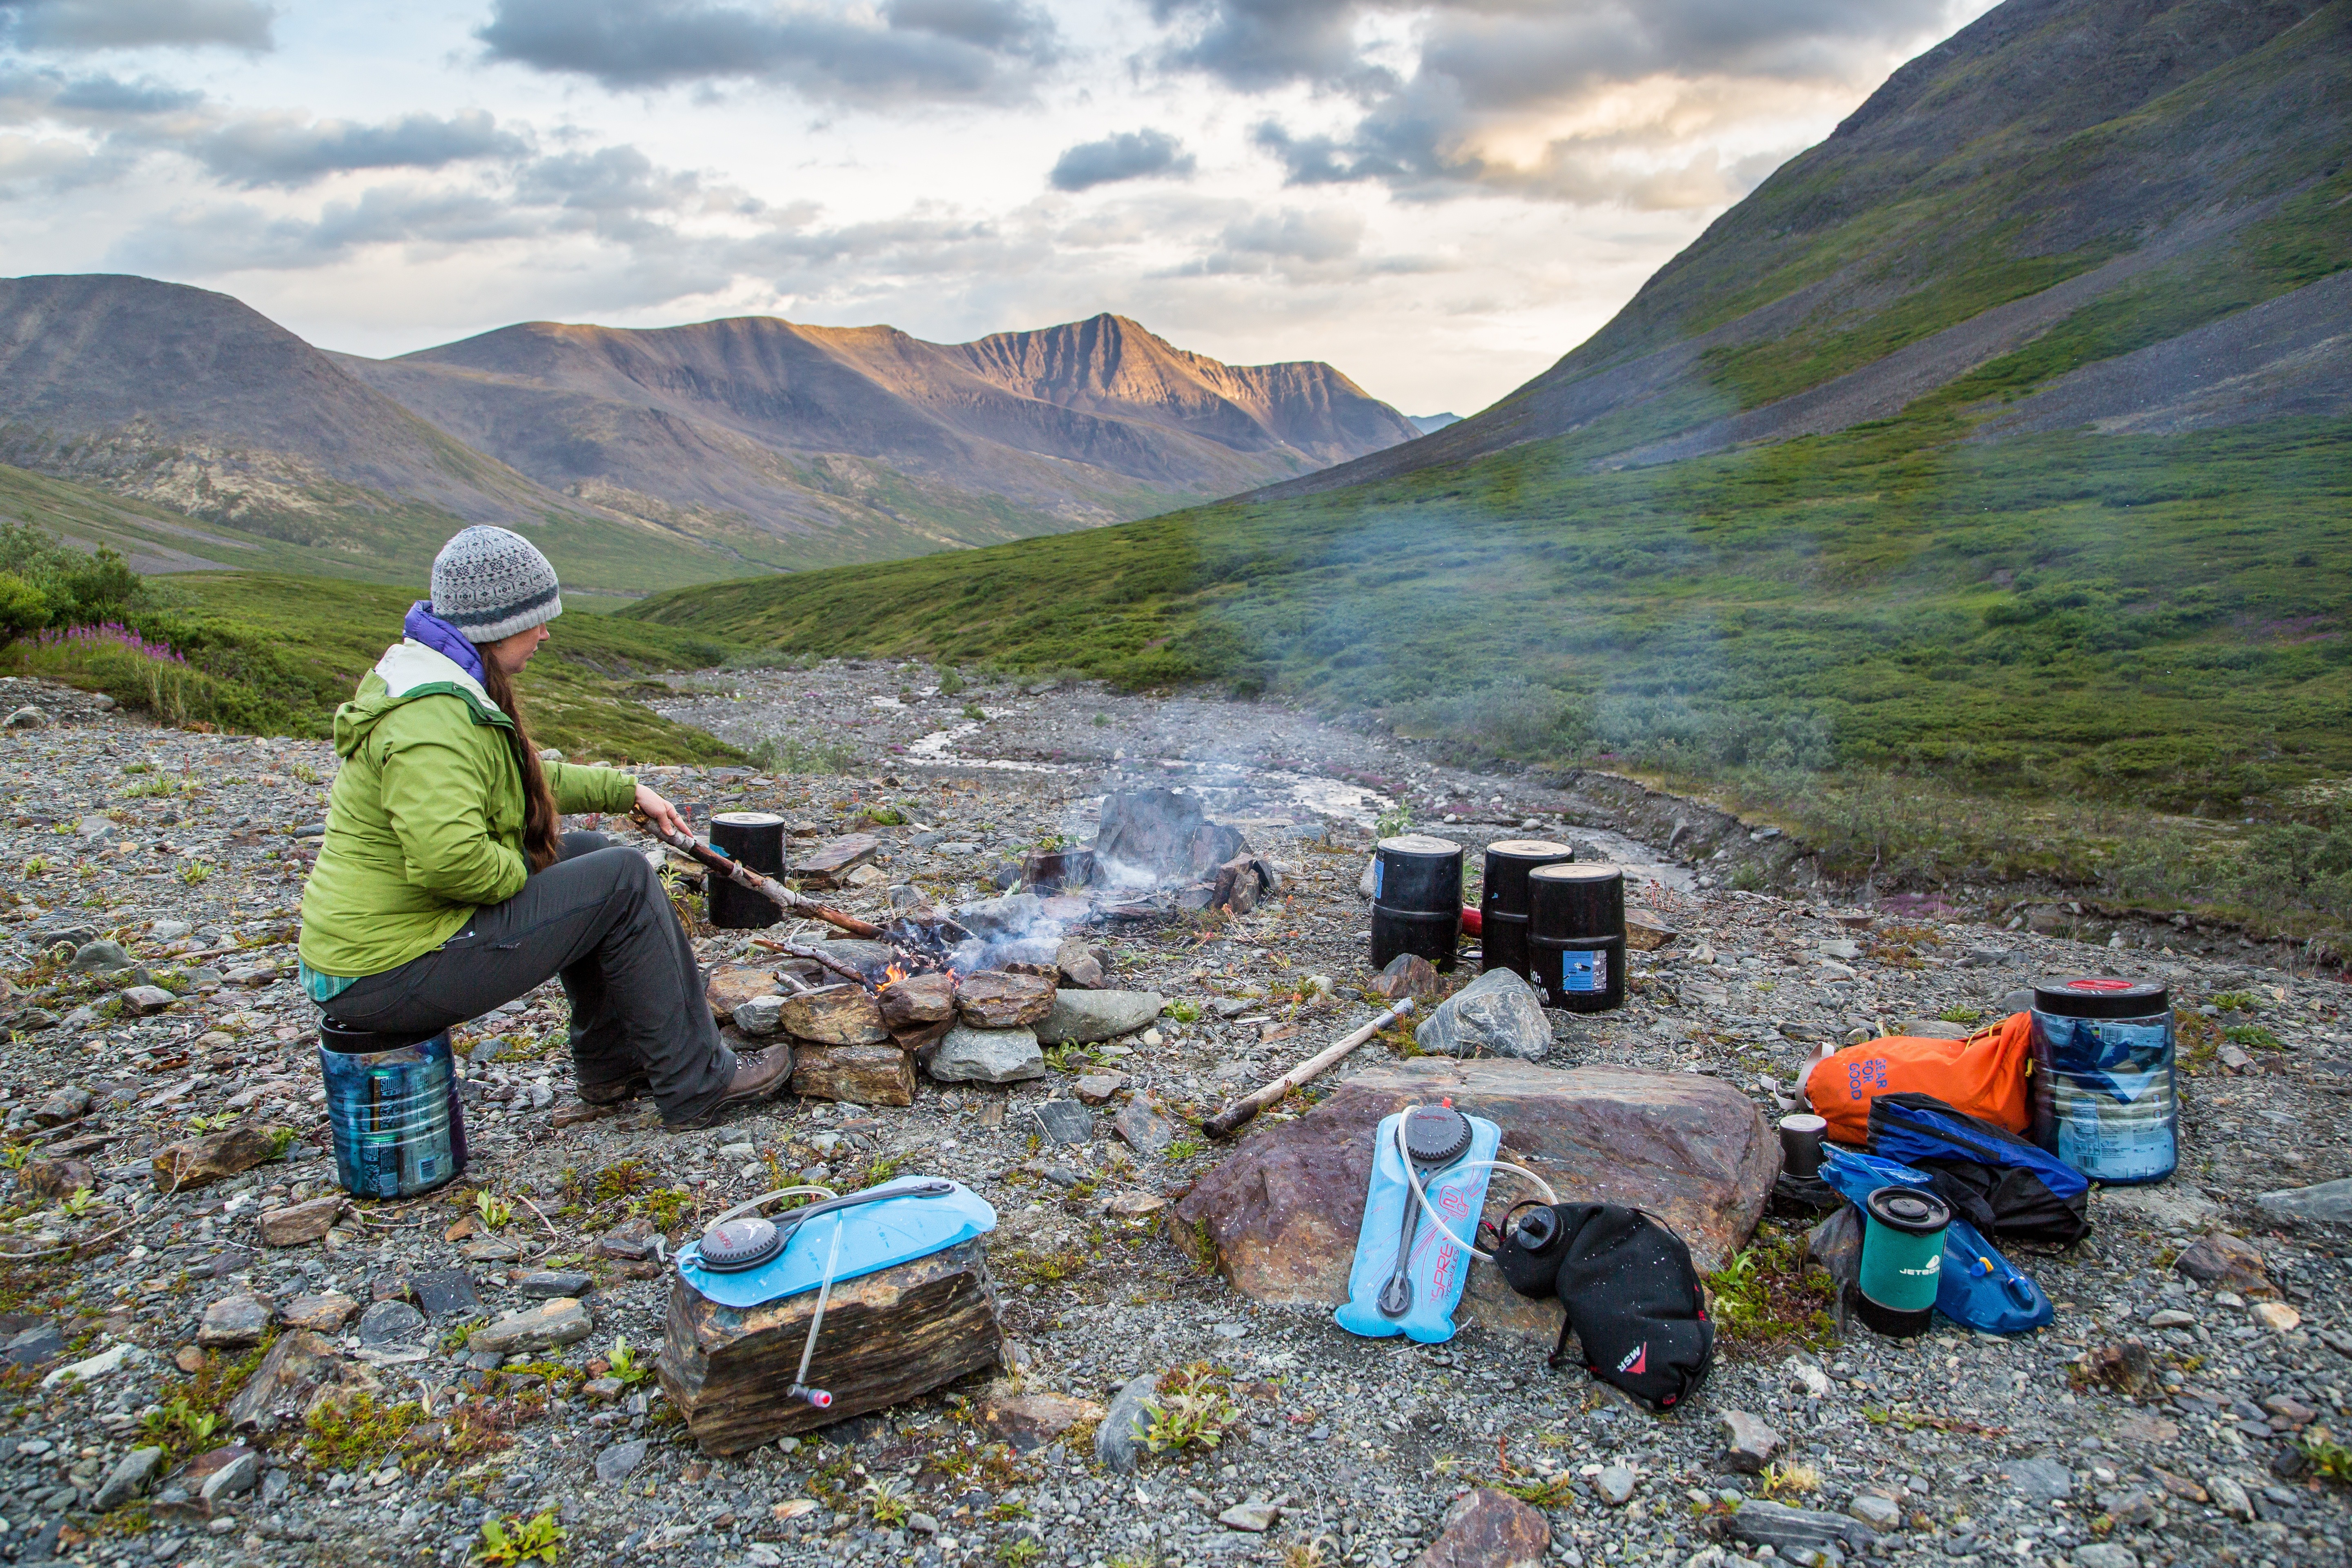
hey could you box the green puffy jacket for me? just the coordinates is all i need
[298,640,639,979]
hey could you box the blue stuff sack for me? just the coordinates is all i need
[1820,1149,2050,1336]
[1867,1092,2090,1247]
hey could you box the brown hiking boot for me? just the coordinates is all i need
[663,1048,793,1130]
[576,1070,652,1107]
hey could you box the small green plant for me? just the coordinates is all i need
[474,1190,513,1231]
[19,856,48,878]
[745,735,858,775]
[962,703,986,721]
[1164,1000,1201,1024]
[1758,1461,1822,1499]
[473,1510,566,1565]
[291,762,322,785]
[863,1475,914,1526]
[936,666,966,695]
[2223,1024,2285,1051]
[1936,1006,1985,1027]
[1374,804,1412,839]
[1042,1042,1091,1073]
[1164,1138,1203,1162]
[1702,1228,1837,1350]
[139,1397,221,1462]
[59,1187,96,1217]
[2209,991,2261,1012]
[1143,1362,1238,1454]
[2,1145,28,1172]
[606,1335,653,1389]
[177,862,213,886]
[1093,712,1110,727]
[263,1126,298,1160]
[1728,861,1770,892]
[2297,1432,2352,1484]
[998,1539,1043,1568]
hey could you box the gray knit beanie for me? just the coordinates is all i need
[429,526,563,643]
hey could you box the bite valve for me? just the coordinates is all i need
[790,1384,832,1410]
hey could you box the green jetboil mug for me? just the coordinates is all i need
[1856,1185,1949,1338]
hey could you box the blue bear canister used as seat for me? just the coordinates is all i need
[317,1017,468,1198]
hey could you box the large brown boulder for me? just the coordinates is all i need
[1172,1059,1774,1344]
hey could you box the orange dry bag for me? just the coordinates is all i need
[1800,1013,2032,1146]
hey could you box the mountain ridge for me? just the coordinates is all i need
[0,275,1419,590]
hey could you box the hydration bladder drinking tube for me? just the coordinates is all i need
[690,1180,959,1409]
[1335,1101,1562,1343]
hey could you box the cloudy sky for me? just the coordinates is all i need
[0,0,1998,415]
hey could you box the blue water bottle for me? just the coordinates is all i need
[317,1018,468,1198]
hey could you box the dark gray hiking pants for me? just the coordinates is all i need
[321,831,734,1123]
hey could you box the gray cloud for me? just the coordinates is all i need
[0,65,203,124]
[1169,0,1956,205]
[0,0,275,52]
[1049,127,1194,192]
[192,110,528,189]
[475,0,1059,100]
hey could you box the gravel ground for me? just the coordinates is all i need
[0,662,2346,1568]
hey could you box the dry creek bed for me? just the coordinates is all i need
[0,663,2343,1568]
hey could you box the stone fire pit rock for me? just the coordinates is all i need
[1173,1058,1775,1343]
[1037,989,1164,1044]
[923,1024,1046,1083]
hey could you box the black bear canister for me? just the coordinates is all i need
[1370,833,1465,971]
[707,811,788,929]
[1527,862,1627,1012]
[1480,839,1574,983]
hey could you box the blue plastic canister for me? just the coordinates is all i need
[2027,978,2175,1185]
[318,1018,468,1199]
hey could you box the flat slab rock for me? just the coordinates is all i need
[1173,1058,1775,1343]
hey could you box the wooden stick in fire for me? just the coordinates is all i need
[1201,998,1417,1140]
[751,939,878,991]
[633,814,885,940]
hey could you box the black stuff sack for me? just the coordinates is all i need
[1866,1091,2091,1247]
[1492,1202,1713,1411]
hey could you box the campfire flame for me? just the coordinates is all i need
[882,962,910,985]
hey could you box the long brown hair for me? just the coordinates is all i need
[475,648,562,872]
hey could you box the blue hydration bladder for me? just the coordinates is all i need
[1335,1111,1501,1344]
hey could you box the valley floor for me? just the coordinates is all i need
[0,666,2345,1568]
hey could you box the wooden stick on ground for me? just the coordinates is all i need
[637,817,884,940]
[1201,998,1417,1139]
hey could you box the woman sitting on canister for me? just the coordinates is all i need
[296,525,790,1129]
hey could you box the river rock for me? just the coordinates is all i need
[1721,1409,1782,1473]
[197,1294,272,1348]
[1408,1487,1548,1568]
[22,1156,94,1200]
[277,1292,360,1332]
[923,1024,1045,1084]
[1172,1059,1774,1343]
[2256,1177,2352,1225]
[779,984,891,1046]
[732,996,788,1037]
[1038,989,1164,1044]
[32,1086,90,1126]
[790,1044,911,1106]
[1055,938,1110,989]
[1413,969,1550,1061]
[956,970,1056,1028]
[1094,1373,1158,1475]
[91,1446,163,1511]
[199,1449,260,1508]
[259,1194,346,1247]
[2173,1232,2267,1297]
[121,985,176,1016]
[980,1391,1105,1453]
[595,1437,650,1483]
[1074,1071,1125,1106]
[1371,953,1443,1002]
[68,940,131,973]
[1114,1098,1179,1155]
[1721,1499,1875,1557]
[152,1124,276,1192]
[222,1331,347,1432]
[357,1300,425,1348]
[470,1298,593,1355]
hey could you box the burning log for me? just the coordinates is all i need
[1202,999,1417,1139]
[638,817,884,940]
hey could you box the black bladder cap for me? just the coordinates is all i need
[1528,862,1625,940]
[1402,1105,1473,1167]
[1865,1186,1951,1235]
[2031,977,2169,1019]
[697,1215,782,1272]
[1509,1205,1559,1251]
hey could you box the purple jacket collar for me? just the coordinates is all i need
[404,601,486,684]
